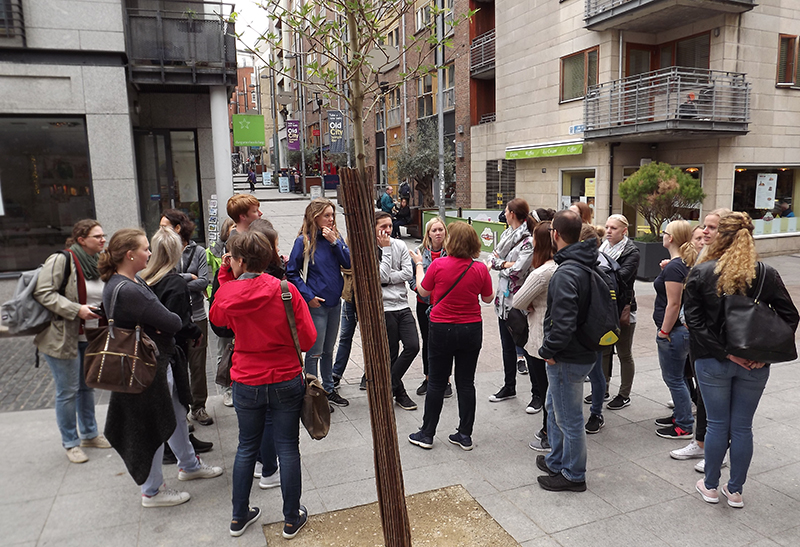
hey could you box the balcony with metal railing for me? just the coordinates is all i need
[470,29,495,79]
[584,0,755,32]
[124,1,237,88]
[584,67,750,142]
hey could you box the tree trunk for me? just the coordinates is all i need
[339,166,412,547]
[414,175,436,207]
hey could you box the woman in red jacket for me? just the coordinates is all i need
[210,230,316,539]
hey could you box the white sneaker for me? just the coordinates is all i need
[670,440,705,460]
[223,387,233,407]
[254,461,263,478]
[695,453,729,473]
[178,458,224,481]
[66,446,89,463]
[259,465,281,489]
[142,485,191,507]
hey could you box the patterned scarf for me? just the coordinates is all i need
[599,236,628,261]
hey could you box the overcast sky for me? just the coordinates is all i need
[235,1,271,67]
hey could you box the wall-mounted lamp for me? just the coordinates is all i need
[542,168,547,174]
[714,27,721,37]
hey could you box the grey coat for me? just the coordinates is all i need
[33,251,83,359]
[179,241,210,322]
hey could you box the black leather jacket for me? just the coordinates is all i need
[615,239,640,311]
[684,260,799,362]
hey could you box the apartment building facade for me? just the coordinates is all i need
[471,0,800,254]
[0,0,237,288]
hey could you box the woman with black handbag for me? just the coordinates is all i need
[210,230,316,538]
[685,212,799,508]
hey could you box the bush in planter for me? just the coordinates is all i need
[619,161,705,237]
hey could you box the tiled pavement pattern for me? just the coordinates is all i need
[2,188,800,546]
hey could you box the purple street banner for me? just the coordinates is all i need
[328,110,345,153]
[287,120,300,151]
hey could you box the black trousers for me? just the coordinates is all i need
[385,308,420,396]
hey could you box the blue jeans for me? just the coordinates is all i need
[656,325,693,431]
[421,322,482,437]
[332,300,358,379]
[232,375,304,523]
[695,357,769,495]
[587,351,606,417]
[306,302,341,393]
[545,361,594,482]
[142,365,201,496]
[44,341,99,448]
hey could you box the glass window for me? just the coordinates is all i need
[733,166,799,235]
[561,47,599,102]
[777,34,798,85]
[560,169,597,215]
[417,73,435,118]
[675,34,710,68]
[0,117,95,272]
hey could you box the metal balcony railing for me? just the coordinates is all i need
[443,87,455,111]
[479,112,496,124]
[585,0,632,19]
[125,1,237,86]
[0,0,25,47]
[470,29,495,75]
[584,67,750,137]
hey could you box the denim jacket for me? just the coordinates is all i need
[408,246,447,305]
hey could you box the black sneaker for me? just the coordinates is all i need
[327,389,349,407]
[359,375,367,390]
[416,379,428,396]
[329,404,335,414]
[162,444,177,465]
[536,455,558,476]
[444,382,453,398]
[488,385,516,402]
[517,358,528,375]
[526,395,543,414]
[585,413,605,434]
[282,505,308,539]
[332,374,341,389]
[655,415,675,427]
[230,506,261,537]
[408,430,434,449]
[189,434,213,453]
[395,392,418,410]
[584,393,610,405]
[656,425,693,439]
[606,395,631,410]
[448,432,473,451]
[538,473,586,492]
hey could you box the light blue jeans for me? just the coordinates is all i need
[44,341,98,448]
[656,325,693,431]
[142,366,200,496]
[545,360,595,482]
[695,357,769,495]
[332,299,358,380]
[306,302,342,393]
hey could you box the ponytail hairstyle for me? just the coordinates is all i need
[698,211,757,296]
[98,228,146,282]
[535,208,556,222]
[66,219,101,247]
[140,228,183,286]
[664,219,697,268]
[506,197,535,233]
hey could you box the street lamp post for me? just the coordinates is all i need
[261,69,280,185]
[314,91,325,198]
[286,48,307,196]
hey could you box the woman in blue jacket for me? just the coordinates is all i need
[286,198,351,406]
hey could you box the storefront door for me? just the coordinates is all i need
[134,130,204,243]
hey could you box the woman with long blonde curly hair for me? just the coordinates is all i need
[286,198,351,406]
[685,212,798,507]
[652,219,698,440]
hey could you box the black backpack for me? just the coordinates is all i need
[564,259,621,351]
[597,252,627,318]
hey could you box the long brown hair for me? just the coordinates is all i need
[65,219,101,247]
[298,198,340,263]
[697,211,757,295]
[98,228,146,282]
[506,198,536,233]
[532,221,554,268]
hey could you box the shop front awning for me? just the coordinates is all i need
[505,139,584,160]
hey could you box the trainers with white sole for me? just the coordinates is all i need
[66,446,89,463]
[253,461,263,478]
[721,484,744,508]
[142,485,191,507]
[695,453,729,473]
[178,458,223,481]
[695,479,719,504]
[80,434,112,449]
[670,440,704,460]
[259,466,281,489]
[230,507,262,537]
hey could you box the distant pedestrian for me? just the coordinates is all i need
[247,168,257,193]
[380,185,395,213]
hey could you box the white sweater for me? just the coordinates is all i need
[512,260,558,360]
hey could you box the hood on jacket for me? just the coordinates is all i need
[554,238,599,268]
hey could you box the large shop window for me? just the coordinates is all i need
[733,166,799,236]
[560,169,597,216]
[0,117,94,273]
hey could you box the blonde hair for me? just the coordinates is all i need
[607,214,629,228]
[421,217,447,251]
[140,228,183,286]
[298,198,339,263]
[98,229,146,282]
[664,219,697,268]
[697,211,757,295]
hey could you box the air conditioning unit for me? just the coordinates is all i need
[640,158,652,166]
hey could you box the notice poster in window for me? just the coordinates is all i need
[755,173,777,209]
[585,178,596,197]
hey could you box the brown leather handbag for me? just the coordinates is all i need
[280,280,330,440]
[84,280,159,394]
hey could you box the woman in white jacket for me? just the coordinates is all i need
[512,221,557,451]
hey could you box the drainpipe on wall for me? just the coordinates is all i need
[609,141,619,219]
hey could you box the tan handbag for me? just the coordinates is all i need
[84,280,159,394]
[280,280,330,440]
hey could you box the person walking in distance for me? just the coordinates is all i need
[536,210,599,492]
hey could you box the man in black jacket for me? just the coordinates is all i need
[537,209,598,492]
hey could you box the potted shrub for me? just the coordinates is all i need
[619,161,706,280]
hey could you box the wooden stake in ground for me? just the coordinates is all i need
[339,166,412,547]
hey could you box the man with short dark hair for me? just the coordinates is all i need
[536,209,598,492]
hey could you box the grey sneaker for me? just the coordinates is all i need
[222,387,233,407]
[178,458,224,481]
[142,485,191,507]
[191,407,214,426]
[259,465,281,489]
[529,436,551,452]
[695,453,729,473]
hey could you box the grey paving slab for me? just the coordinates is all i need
[550,513,670,547]
[474,492,547,544]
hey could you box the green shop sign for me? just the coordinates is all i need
[232,115,266,146]
[505,143,583,160]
